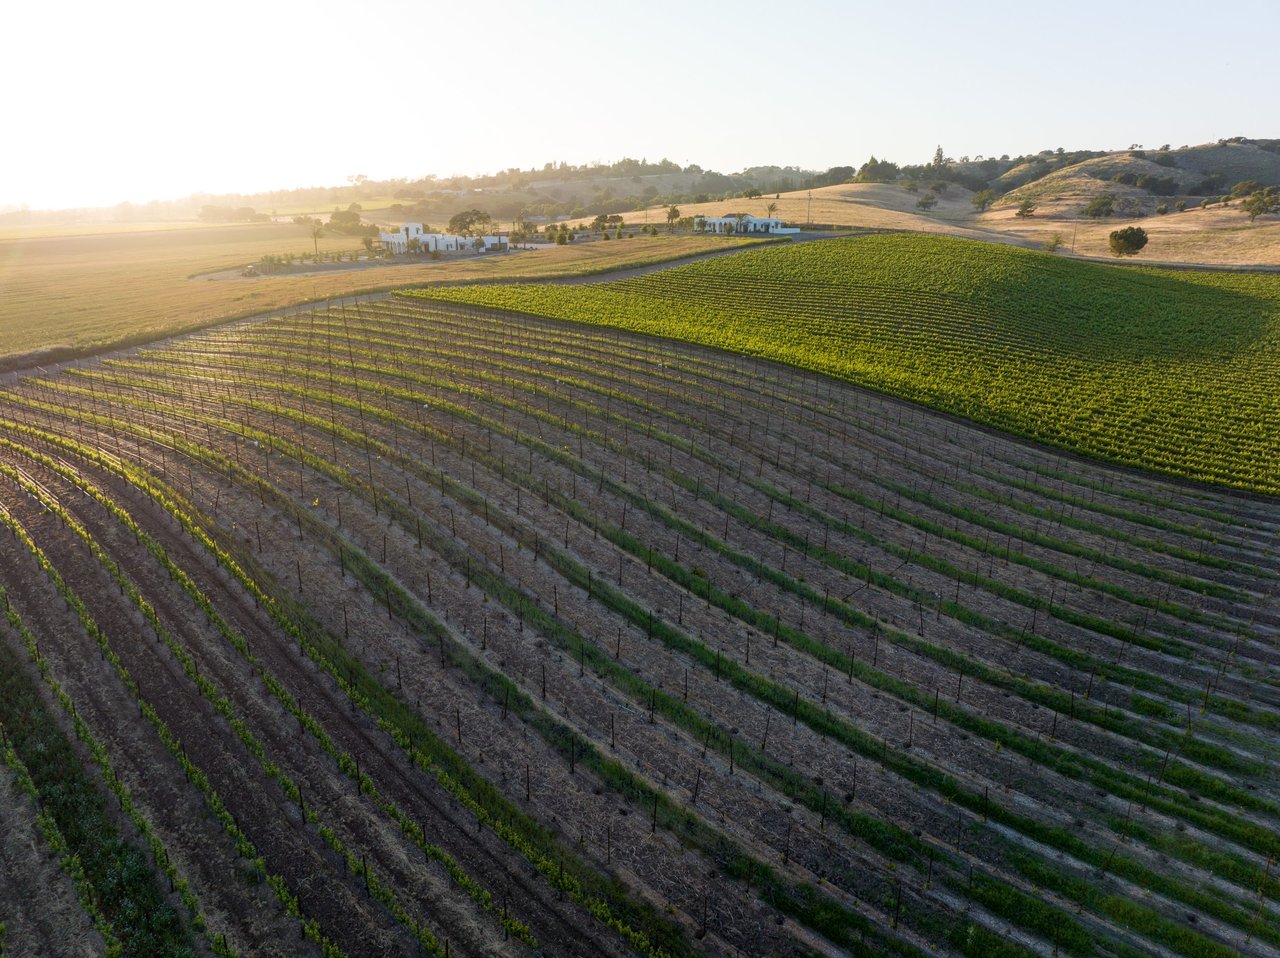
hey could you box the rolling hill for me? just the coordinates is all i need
[586,140,1280,266]
[407,233,1280,494]
[2,168,1279,958]
[1,289,1276,957]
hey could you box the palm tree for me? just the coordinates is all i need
[665,205,680,233]
[766,201,778,219]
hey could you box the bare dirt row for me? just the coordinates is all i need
[0,297,1276,958]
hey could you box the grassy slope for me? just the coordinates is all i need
[591,182,1280,266]
[571,183,998,238]
[405,233,1280,495]
[980,202,1280,263]
[0,224,760,368]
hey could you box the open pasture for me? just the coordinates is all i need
[608,183,1280,266]
[0,222,759,368]
[0,292,1276,957]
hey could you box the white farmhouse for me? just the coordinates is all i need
[696,215,800,235]
[380,223,508,254]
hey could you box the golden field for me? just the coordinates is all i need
[601,182,1280,266]
[0,222,759,367]
[4,183,1275,370]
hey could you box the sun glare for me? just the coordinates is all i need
[4,0,1274,211]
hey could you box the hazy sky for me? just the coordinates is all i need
[3,0,1276,210]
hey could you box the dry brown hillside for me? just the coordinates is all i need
[602,174,1280,267]
[575,183,1026,245]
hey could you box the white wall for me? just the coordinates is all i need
[699,216,785,234]
[379,227,475,253]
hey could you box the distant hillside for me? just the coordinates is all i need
[7,139,1276,253]
[994,140,1280,217]
[1166,139,1280,181]
[0,159,822,231]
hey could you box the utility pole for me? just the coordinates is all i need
[807,190,813,226]
[1071,221,1078,254]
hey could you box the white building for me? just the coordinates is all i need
[380,223,508,254]
[696,215,799,235]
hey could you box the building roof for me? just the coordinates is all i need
[702,214,780,223]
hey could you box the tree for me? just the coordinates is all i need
[932,145,946,169]
[1081,193,1115,218]
[326,207,368,235]
[916,193,938,211]
[1241,187,1279,222]
[1043,232,1064,253]
[1108,226,1148,257]
[361,236,374,254]
[856,156,900,183]
[766,201,778,219]
[665,205,680,233]
[1015,198,1037,218]
[305,217,324,257]
[448,209,494,236]
[971,189,997,212]
[512,218,536,244]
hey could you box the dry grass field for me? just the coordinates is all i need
[981,202,1280,264]
[605,183,1280,266]
[0,219,239,241]
[576,184,1007,240]
[0,223,760,368]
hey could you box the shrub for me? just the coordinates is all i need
[1081,193,1115,218]
[1109,226,1148,257]
[1241,187,1279,222]
[971,189,997,212]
